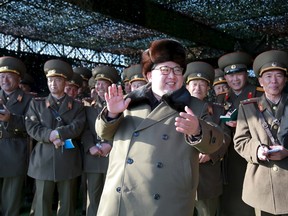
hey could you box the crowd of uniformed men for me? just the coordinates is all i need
[0,38,288,216]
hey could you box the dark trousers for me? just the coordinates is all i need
[0,175,25,216]
[32,178,78,216]
[86,173,106,216]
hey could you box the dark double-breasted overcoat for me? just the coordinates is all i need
[25,94,85,181]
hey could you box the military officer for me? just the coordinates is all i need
[64,72,83,99]
[95,39,224,216]
[82,65,120,216]
[25,59,86,216]
[126,64,147,91]
[73,66,92,99]
[217,51,263,216]
[213,68,229,96]
[184,61,231,216]
[234,50,288,216]
[121,67,131,94]
[0,56,33,216]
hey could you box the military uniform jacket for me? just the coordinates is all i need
[95,84,224,216]
[196,100,231,200]
[234,93,288,214]
[25,94,85,181]
[0,88,33,177]
[82,95,110,173]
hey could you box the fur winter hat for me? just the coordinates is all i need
[141,39,187,78]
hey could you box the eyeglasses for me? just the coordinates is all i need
[153,66,183,75]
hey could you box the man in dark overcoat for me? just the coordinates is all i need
[25,59,86,216]
[0,56,33,215]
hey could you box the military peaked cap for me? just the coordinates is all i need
[44,59,73,80]
[218,51,253,75]
[126,64,147,83]
[253,50,288,77]
[0,56,26,78]
[67,72,83,88]
[184,61,215,86]
[92,65,120,84]
[213,68,227,86]
[73,67,92,81]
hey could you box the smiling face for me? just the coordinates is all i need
[258,70,287,100]
[0,72,21,94]
[146,61,184,99]
[47,76,66,98]
[224,71,247,94]
[186,79,209,100]
[95,79,111,99]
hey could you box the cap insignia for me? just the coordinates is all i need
[197,73,201,77]
[0,66,9,71]
[231,65,236,69]
[271,62,277,67]
[47,69,57,75]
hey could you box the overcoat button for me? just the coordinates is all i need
[116,187,121,193]
[127,158,134,164]
[156,162,163,168]
[153,193,160,200]
[133,131,139,137]
[162,134,169,140]
[272,165,278,172]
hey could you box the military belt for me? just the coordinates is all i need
[0,130,27,139]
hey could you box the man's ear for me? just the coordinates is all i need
[146,71,152,82]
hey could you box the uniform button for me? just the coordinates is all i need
[162,134,169,140]
[156,162,163,168]
[153,193,160,200]
[127,158,134,164]
[116,187,121,193]
[272,165,279,172]
[133,131,139,137]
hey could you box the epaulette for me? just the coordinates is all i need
[74,98,82,103]
[241,97,259,105]
[256,86,264,92]
[34,97,45,101]
[212,102,224,107]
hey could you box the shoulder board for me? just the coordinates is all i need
[241,97,259,105]
[34,97,45,101]
[256,86,264,92]
[212,102,224,107]
[74,98,82,103]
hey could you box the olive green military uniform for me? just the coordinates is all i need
[217,52,263,216]
[185,61,231,216]
[82,66,120,216]
[25,59,86,216]
[0,56,33,216]
[234,50,288,216]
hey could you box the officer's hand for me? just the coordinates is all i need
[105,84,131,118]
[99,143,112,157]
[199,153,211,163]
[89,145,103,156]
[53,139,64,149]
[49,130,60,142]
[225,120,237,127]
[175,106,201,136]
[267,145,288,161]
